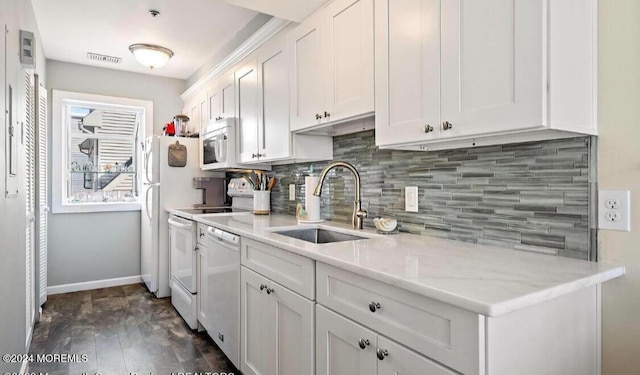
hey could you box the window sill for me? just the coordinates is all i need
[51,201,141,214]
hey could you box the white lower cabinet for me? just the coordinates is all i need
[240,266,315,375]
[316,305,456,375]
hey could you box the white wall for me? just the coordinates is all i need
[0,0,46,371]
[598,1,640,373]
[45,60,186,286]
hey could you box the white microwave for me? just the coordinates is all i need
[200,118,270,171]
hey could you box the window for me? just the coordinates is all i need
[52,90,152,213]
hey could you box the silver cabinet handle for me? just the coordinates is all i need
[266,287,274,294]
[424,124,434,133]
[199,229,204,238]
[315,113,322,120]
[259,284,267,291]
[442,121,453,130]
[324,111,331,118]
[369,301,381,312]
[358,338,370,350]
[376,349,389,360]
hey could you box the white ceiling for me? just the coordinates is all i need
[30,0,262,79]
[217,0,328,22]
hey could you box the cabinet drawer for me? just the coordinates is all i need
[241,237,315,299]
[317,263,483,375]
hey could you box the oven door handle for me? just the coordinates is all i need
[168,217,193,230]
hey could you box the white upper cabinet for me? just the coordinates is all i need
[289,12,325,130]
[290,0,374,132]
[183,93,205,136]
[374,0,441,146]
[239,32,334,164]
[236,58,260,163]
[257,34,291,162]
[220,73,236,119]
[375,0,597,150]
[439,0,543,139]
[207,80,222,123]
[324,0,374,123]
[208,72,235,123]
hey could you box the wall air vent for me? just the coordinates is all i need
[86,52,122,64]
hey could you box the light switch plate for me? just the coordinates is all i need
[405,186,418,212]
[598,190,630,231]
[289,184,295,201]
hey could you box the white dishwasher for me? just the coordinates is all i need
[200,225,240,369]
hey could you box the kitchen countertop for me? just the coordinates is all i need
[189,211,624,317]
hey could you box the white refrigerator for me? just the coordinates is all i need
[140,136,215,298]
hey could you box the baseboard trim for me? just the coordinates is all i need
[48,275,142,295]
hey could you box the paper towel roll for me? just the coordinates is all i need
[305,176,321,221]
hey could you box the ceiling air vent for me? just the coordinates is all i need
[86,52,122,64]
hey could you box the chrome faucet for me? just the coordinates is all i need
[313,161,368,230]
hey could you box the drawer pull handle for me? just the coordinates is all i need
[424,124,434,133]
[259,284,267,291]
[358,338,370,350]
[369,301,381,312]
[442,121,453,130]
[266,287,274,295]
[199,229,204,238]
[376,349,389,360]
[315,113,322,120]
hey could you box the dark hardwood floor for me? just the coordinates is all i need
[28,283,238,375]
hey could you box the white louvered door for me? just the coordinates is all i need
[35,76,47,307]
[24,70,35,343]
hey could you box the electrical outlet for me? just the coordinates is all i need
[598,190,630,231]
[405,186,418,212]
[289,184,296,201]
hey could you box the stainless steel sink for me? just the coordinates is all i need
[274,228,367,244]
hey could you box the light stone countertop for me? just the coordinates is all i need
[189,211,624,317]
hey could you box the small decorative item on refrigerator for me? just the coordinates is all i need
[173,115,190,136]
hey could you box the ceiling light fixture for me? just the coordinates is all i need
[129,43,174,70]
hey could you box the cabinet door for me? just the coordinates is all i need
[236,58,260,163]
[316,305,376,375]
[220,72,236,119]
[272,279,315,375]
[186,99,200,136]
[258,35,291,162]
[374,0,441,147]
[208,82,222,122]
[289,12,324,131]
[199,95,207,135]
[440,0,543,138]
[377,336,457,375]
[241,267,275,375]
[324,0,374,122]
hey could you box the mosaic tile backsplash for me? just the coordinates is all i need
[268,130,593,260]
